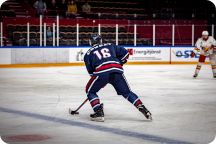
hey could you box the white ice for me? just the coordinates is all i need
[0,65,216,144]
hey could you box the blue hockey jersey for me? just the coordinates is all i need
[84,43,129,76]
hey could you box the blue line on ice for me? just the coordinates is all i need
[0,107,193,144]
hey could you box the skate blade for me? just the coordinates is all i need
[91,117,105,122]
[148,115,153,121]
[145,112,153,121]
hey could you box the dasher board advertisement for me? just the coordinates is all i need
[171,47,209,62]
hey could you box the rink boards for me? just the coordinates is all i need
[0,46,209,66]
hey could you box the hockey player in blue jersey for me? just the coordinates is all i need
[84,34,152,122]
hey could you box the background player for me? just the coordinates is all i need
[191,31,216,78]
[84,34,152,122]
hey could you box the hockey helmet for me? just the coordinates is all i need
[89,34,102,46]
[202,31,209,36]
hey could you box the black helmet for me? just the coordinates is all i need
[89,34,102,46]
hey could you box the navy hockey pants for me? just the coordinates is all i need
[85,73,143,112]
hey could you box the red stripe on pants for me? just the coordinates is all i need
[86,76,96,93]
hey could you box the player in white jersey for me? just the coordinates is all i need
[191,31,216,78]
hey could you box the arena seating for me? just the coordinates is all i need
[4,17,208,46]
[6,20,207,46]
[7,24,151,46]
[1,0,214,20]
[0,0,29,17]
[0,0,213,46]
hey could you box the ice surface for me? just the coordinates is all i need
[0,65,215,144]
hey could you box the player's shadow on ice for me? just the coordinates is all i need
[104,115,152,122]
[77,114,151,122]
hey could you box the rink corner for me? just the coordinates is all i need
[0,0,6,8]
[210,0,216,6]
[0,137,8,144]
[209,136,216,144]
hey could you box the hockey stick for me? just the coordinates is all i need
[69,21,95,115]
[69,98,88,115]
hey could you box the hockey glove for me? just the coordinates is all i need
[190,51,195,58]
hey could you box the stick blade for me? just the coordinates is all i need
[69,108,79,115]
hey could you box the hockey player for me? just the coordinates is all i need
[191,31,216,78]
[84,34,152,122]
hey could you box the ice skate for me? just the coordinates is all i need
[90,104,104,122]
[137,104,152,120]
[193,73,198,78]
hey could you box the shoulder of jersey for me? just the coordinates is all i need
[84,52,88,58]
[208,36,214,39]
[198,37,203,41]
[102,43,112,46]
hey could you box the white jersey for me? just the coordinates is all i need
[195,36,216,56]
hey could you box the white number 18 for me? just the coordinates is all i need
[94,48,111,60]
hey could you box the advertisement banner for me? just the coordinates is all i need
[125,47,170,62]
[171,47,197,62]
[69,47,170,63]
[69,47,88,62]
[171,47,209,62]
[1,46,211,64]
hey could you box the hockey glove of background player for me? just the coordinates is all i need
[190,51,196,58]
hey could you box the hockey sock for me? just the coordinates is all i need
[123,92,143,108]
[195,62,202,75]
[211,65,216,76]
[87,93,101,112]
